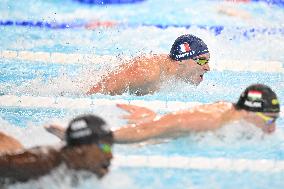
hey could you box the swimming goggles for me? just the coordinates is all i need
[256,112,278,125]
[99,143,112,153]
[192,57,209,66]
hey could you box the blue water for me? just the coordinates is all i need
[0,0,284,188]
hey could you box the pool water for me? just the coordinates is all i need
[0,0,284,188]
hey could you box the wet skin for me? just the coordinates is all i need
[0,139,113,183]
[87,53,210,95]
[176,53,210,85]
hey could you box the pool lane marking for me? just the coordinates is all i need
[1,50,284,72]
[0,95,201,111]
[0,50,120,65]
[113,155,284,172]
[1,19,284,38]
[0,95,283,117]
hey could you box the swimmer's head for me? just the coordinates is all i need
[170,34,209,61]
[235,84,280,113]
[66,114,113,147]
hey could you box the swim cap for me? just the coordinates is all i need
[66,114,113,146]
[235,84,280,113]
[170,34,209,61]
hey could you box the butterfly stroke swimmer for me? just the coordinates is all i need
[0,115,113,184]
[49,84,280,144]
[87,34,210,96]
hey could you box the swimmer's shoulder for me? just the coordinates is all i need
[132,54,168,64]
[212,101,233,107]
[189,101,233,114]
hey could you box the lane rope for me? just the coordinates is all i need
[0,95,201,111]
[1,19,284,38]
[73,0,146,4]
[1,50,283,72]
[113,155,284,172]
[0,95,283,117]
[251,0,284,6]
[73,0,284,6]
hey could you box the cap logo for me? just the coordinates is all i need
[179,42,191,53]
[69,119,93,139]
[70,129,92,139]
[272,99,279,105]
[247,90,262,101]
[244,100,262,108]
[71,120,88,131]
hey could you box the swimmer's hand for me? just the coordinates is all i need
[44,124,65,140]
[117,104,157,125]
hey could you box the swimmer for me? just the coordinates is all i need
[48,84,280,144]
[113,84,280,143]
[87,34,210,96]
[0,115,113,184]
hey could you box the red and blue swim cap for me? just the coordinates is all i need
[170,34,209,61]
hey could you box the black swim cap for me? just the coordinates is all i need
[66,114,113,146]
[170,34,209,61]
[235,84,280,113]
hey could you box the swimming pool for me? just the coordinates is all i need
[0,0,284,188]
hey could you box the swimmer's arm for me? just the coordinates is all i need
[0,147,60,182]
[113,111,222,144]
[44,125,65,140]
[0,132,23,153]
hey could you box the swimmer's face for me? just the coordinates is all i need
[65,142,113,178]
[177,53,210,85]
[247,112,279,134]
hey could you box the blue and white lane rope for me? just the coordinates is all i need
[73,0,284,7]
[1,50,283,73]
[252,0,284,6]
[0,95,201,112]
[113,155,284,172]
[73,0,145,4]
[0,95,283,117]
[1,19,284,37]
